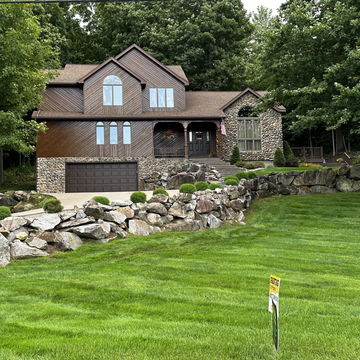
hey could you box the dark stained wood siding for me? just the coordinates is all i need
[37,120,154,158]
[40,87,83,113]
[118,49,186,112]
[84,62,142,115]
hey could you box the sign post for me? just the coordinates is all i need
[268,275,281,351]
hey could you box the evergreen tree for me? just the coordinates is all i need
[273,148,285,167]
[230,146,240,165]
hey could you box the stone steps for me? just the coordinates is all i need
[191,158,240,178]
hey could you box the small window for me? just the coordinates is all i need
[96,122,104,145]
[123,121,131,145]
[103,75,123,106]
[238,106,256,117]
[149,88,174,108]
[110,122,118,145]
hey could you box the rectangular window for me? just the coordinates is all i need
[96,126,104,145]
[110,125,118,145]
[113,86,123,106]
[103,86,112,106]
[149,88,175,108]
[238,119,261,151]
[123,123,131,145]
[150,88,158,108]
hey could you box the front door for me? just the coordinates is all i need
[189,130,211,157]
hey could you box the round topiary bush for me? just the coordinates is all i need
[92,196,110,205]
[153,188,169,196]
[0,206,11,220]
[209,183,222,190]
[42,199,63,213]
[179,183,196,194]
[225,179,239,186]
[224,175,239,184]
[235,160,246,168]
[194,181,209,191]
[130,191,147,203]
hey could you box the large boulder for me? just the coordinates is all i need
[112,200,133,207]
[0,217,28,232]
[196,199,214,214]
[164,219,202,232]
[57,217,94,229]
[25,237,48,250]
[146,213,164,227]
[0,234,10,267]
[7,227,29,242]
[349,165,360,180]
[53,232,83,251]
[148,194,168,204]
[292,169,336,187]
[207,214,222,229]
[310,186,337,194]
[336,177,360,192]
[0,194,17,207]
[103,211,127,225]
[128,219,159,236]
[146,202,167,216]
[167,173,195,189]
[168,202,187,218]
[10,240,48,259]
[71,222,111,240]
[84,203,105,219]
[229,199,245,211]
[31,213,61,231]
[116,206,134,219]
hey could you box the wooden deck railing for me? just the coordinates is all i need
[292,147,324,162]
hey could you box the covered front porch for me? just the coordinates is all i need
[153,120,220,159]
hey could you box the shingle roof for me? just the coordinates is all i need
[49,64,188,84]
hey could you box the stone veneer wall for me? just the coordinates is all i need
[37,157,191,193]
[222,93,283,161]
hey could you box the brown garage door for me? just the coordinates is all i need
[65,162,138,193]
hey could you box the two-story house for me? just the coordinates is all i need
[33,44,284,193]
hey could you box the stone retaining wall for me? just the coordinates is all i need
[1,164,359,267]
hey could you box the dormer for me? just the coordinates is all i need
[115,44,189,112]
[80,57,145,115]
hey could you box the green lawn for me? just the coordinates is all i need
[248,166,337,176]
[0,193,359,359]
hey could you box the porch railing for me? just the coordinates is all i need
[292,147,324,162]
[154,147,185,158]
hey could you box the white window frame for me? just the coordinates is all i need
[109,122,118,145]
[96,122,105,145]
[123,121,131,145]
[103,75,123,106]
[149,88,174,108]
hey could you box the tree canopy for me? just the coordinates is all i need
[0,4,59,154]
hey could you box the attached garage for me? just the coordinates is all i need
[65,162,138,193]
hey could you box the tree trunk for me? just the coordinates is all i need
[335,127,344,152]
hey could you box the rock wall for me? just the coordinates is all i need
[1,164,359,267]
[222,92,283,161]
[37,158,221,193]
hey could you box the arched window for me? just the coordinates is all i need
[103,75,123,106]
[238,106,255,117]
[109,122,118,145]
[96,122,104,145]
[123,121,131,145]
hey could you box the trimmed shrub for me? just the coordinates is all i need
[235,160,246,168]
[92,196,110,205]
[225,179,239,186]
[153,188,169,196]
[224,175,239,183]
[283,141,294,160]
[0,206,11,220]
[351,156,360,165]
[130,192,147,203]
[42,199,63,213]
[194,181,209,191]
[285,155,299,167]
[179,183,196,194]
[230,146,240,165]
[273,148,286,167]
[235,172,257,180]
[209,183,222,190]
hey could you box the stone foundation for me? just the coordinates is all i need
[37,157,221,193]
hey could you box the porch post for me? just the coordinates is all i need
[184,122,189,159]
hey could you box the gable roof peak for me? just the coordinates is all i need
[115,44,189,86]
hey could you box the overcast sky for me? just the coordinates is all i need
[242,0,286,14]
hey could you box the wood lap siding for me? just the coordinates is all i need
[84,62,142,115]
[37,121,154,158]
[40,88,83,113]
[118,49,186,112]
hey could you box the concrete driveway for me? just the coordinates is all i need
[14,190,179,217]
